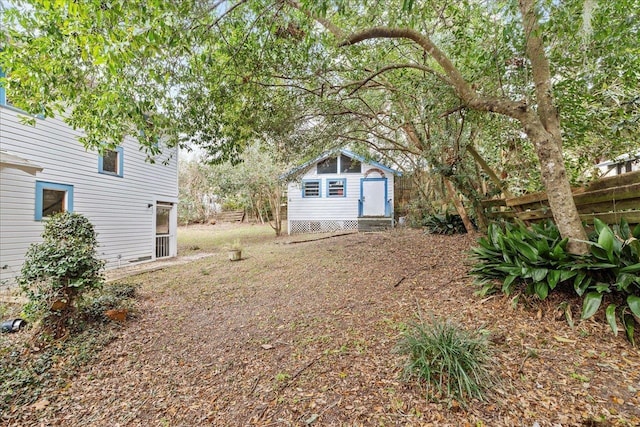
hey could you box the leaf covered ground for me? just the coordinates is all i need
[3,226,640,426]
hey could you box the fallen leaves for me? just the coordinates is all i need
[31,399,49,411]
[3,228,639,426]
[553,335,577,344]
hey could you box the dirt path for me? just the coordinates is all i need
[23,230,640,426]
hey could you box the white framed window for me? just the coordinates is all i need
[35,181,74,220]
[327,179,346,197]
[302,180,321,198]
[98,147,124,177]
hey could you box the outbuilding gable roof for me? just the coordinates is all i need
[282,149,401,180]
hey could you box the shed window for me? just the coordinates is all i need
[98,147,124,177]
[35,181,74,220]
[317,157,337,174]
[302,180,321,197]
[341,155,361,173]
[327,179,346,197]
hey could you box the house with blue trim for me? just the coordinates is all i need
[284,150,401,234]
[0,70,178,288]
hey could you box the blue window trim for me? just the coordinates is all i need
[301,179,321,198]
[98,147,124,177]
[0,67,6,106]
[0,67,45,118]
[326,178,347,197]
[35,181,74,221]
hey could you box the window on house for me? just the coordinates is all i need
[35,181,74,220]
[327,179,346,197]
[341,155,361,173]
[98,147,124,177]
[317,157,337,174]
[302,180,321,197]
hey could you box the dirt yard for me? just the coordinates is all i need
[10,227,640,426]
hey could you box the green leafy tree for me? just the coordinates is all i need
[178,158,217,225]
[2,0,639,252]
[209,144,286,235]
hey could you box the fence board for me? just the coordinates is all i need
[482,171,640,226]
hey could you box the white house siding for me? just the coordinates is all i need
[287,163,395,234]
[0,107,178,286]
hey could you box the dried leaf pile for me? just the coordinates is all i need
[5,228,640,426]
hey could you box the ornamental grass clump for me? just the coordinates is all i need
[396,316,496,403]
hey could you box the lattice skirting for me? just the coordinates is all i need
[289,220,359,235]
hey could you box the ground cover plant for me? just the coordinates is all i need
[2,226,638,426]
[0,282,137,416]
[470,219,640,343]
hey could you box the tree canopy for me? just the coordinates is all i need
[2,0,639,249]
[3,1,636,164]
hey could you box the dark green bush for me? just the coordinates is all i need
[18,212,105,338]
[470,220,577,299]
[423,212,467,235]
[396,316,496,403]
[470,219,640,343]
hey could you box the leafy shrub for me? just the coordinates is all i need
[396,316,496,403]
[18,212,105,338]
[577,219,640,344]
[470,219,640,343]
[470,220,577,299]
[423,212,467,235]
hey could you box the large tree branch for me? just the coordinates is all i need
[518,0,562,147]
[338,26,529,120]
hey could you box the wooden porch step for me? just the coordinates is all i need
[358,218,393,232]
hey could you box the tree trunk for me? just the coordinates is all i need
[444,178,475,234]
[522,120,588,253]
[518,0,588,254]
[267,186,283,236]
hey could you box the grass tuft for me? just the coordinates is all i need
[396,316,496,403]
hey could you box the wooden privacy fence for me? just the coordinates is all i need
[215,209,246,223]
[482,170,640,226]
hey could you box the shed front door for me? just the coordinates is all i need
[360,178,387,217]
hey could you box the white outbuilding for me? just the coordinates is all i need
[284,150,401,234]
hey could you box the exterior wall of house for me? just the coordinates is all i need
[0,107,178,287]
[287,161,395,234]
